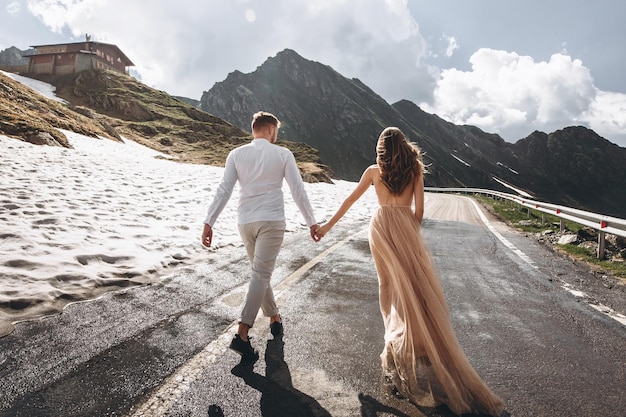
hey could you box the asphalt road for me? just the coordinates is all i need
[0,193,624,417]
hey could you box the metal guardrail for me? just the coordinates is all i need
[425,187,626,259]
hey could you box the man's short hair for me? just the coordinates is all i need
[251,111,280,131]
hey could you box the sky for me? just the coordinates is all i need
[2,0,626,147]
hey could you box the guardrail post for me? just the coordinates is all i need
[597,231,606,259]
[560,219,565,232]
[541,213,546,225]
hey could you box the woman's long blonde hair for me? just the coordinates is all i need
[376,127,424,195]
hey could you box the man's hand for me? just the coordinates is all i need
[310,224,321,242]
[202,223,213,248]
[315,223,331,239]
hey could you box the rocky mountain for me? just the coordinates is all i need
[510,127,626,213]
[201,49,400,181]
[0,46,27,66]
[201,49,626,218]
[0,67,332,183]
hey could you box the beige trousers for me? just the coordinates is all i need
[237,221,285,327]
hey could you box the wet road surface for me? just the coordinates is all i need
[1,193,625,416]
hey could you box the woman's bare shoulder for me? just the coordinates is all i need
[365,164,379,174]
[363,165,379,180]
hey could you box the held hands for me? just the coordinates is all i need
[310,224,321,242]
[314,223,331,240]
[310,223,332,242]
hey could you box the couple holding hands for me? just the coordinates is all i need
[201,111,504,416]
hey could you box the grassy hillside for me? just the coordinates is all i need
[0,69,332,182]
[0,71,113,147]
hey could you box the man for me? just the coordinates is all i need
[202,111,320,362]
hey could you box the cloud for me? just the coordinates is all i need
[25,0,432,102]
[244,9,256,23]
[444,36,458,58]
[582,90,626,145]
[20,1,626,146]
[7,1,21,14]
[26,0,77,32]
[421,48,626,145]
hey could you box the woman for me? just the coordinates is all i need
[315,127,504,416]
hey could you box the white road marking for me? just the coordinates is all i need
[562,283,626,327]
[468,198,538,269]
[127,229,367,416]
[589,305,626,327]
[468,196,626,328]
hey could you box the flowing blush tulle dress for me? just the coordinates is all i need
[368,205,504,416]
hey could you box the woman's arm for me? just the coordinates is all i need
[316,166,376,237]
[413,174,425,224]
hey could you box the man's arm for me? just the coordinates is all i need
[202,153,237,247]
[284,152,318,233]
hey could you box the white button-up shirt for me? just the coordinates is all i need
[204,138,317,227]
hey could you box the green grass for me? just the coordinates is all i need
[473,195,581,233]
[474,195,626,280]
[37,69,328,174]
[558,244,626,279]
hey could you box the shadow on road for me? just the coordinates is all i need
[230,336,332,416]
[228,337,497,417]
[358,393,412,416]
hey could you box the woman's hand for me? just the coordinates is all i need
[315,223,331,239]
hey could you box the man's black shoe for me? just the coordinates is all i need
[229,334,259,362]
[208,404,225,417]
[270,320,283,337]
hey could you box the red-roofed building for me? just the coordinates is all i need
[24,38,134,76]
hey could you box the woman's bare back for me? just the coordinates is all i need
[369,165,417,207]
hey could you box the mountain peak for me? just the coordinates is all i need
[200,48,626,217]
[275,48,301,59]
[200,49,398,180]
[0,45,27,66]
